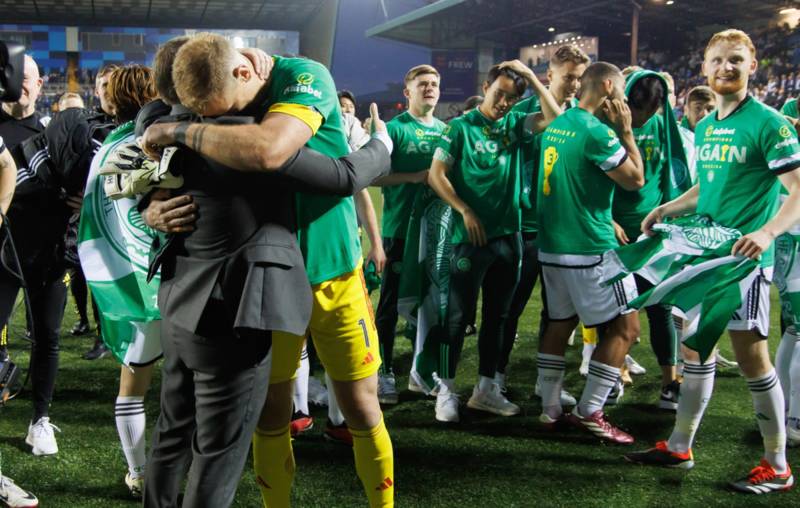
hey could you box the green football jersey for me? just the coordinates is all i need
[433,108,529,244]
[782,98,798,119]
[613,115,667,238]
[383,112,447,239]
[511,95,578,234]
[680,116,691,130]
[537,107,628,255]
[266,56,358,284]
[695,97,800,267]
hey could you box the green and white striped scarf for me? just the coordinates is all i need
[603,214,759,362]
[397,187,453,393]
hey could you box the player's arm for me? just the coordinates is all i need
[640,184,700,236]
[604,99,644,191]
[499,59,562,134]
[0,146,18,218]
[733,169,800,259]
[142,111,314,172]
[428,157,486,247]
[371,170,428,187]
[354,189,387,274]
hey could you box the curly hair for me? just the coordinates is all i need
[107,64,157,123]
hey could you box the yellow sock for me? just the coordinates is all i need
[252,425,294,508]
[351,418,394,508]
[582,324,598,345]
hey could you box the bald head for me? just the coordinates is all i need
[2,55,43,119]
[580,61,624,103]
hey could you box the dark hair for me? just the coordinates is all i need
[464,95,483,110]
[687,85,714,105]
[154,36,190,105]
[628,75,665,113]
[580,61,622,90]
[338,90,356,107]
[486,64,527,96]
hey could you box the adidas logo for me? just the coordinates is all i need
[362,352,375,365]
[755,412,771,421]
[375,477,393,491]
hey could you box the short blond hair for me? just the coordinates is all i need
[58,92,84,110]
[172,32,237,112]
[705,29,756,58]
[551,45,590,67]
[659,71,675,92]
[404,64,439,86]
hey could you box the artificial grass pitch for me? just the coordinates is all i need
[0,286,798,507]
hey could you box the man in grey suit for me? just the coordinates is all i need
[137,38,391,508]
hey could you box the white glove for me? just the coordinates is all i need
[99,143,183,200]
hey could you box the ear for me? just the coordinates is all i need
[233,64,251,82]
[748,56,758,76]
[403,87,411,100]
[546,68,553,83]
[482,81,490,95]
[701,60,708,79]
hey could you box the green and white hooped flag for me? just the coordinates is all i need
[397,187,453,393]
[77,121,161,365]
[603,214,759,362]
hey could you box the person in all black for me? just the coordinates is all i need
[0,54,115,456]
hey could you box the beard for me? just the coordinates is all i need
[708,73,746,95]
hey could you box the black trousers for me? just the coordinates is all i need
[144,300,272,508]
[635,275,677,367]
[498,232,546,374]
[0,257,67,421]
[68,265,100,330]
[374,237,405,374]
[444,234,521,379]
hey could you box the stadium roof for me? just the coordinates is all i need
[2,0,328,30]
[366,0,792,50]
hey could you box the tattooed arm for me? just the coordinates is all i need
[142,113,313,173]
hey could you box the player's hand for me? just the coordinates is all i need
[65,192,83,212]
[363,103,387,135]
[140,123,179,161]
[641,206,666,236]
[239,48,273,79]
[143,189,197,233]
[731,230,774,260]
[613,220,630,245]
[498,60,535,82]
[415,170,430,185]
[366,243,387,275]
[603,98,632,134]
[462,208,487,246]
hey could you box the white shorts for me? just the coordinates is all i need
[540,253,638,327]
[727,268,771,337]
[120,320,163,367]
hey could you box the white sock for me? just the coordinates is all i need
[477,375,494,392]
[776,328,800,413]
[494,372,506,386]
[115,396,146,479]
[293,346,310,415]
[325,372,345,426]
[577,360,619,416]
[537,353,566,418]
[790,339,800,421]
[747,370,787,473]
[667,360,715,453]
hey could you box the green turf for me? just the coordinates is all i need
[0,188,797,507]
